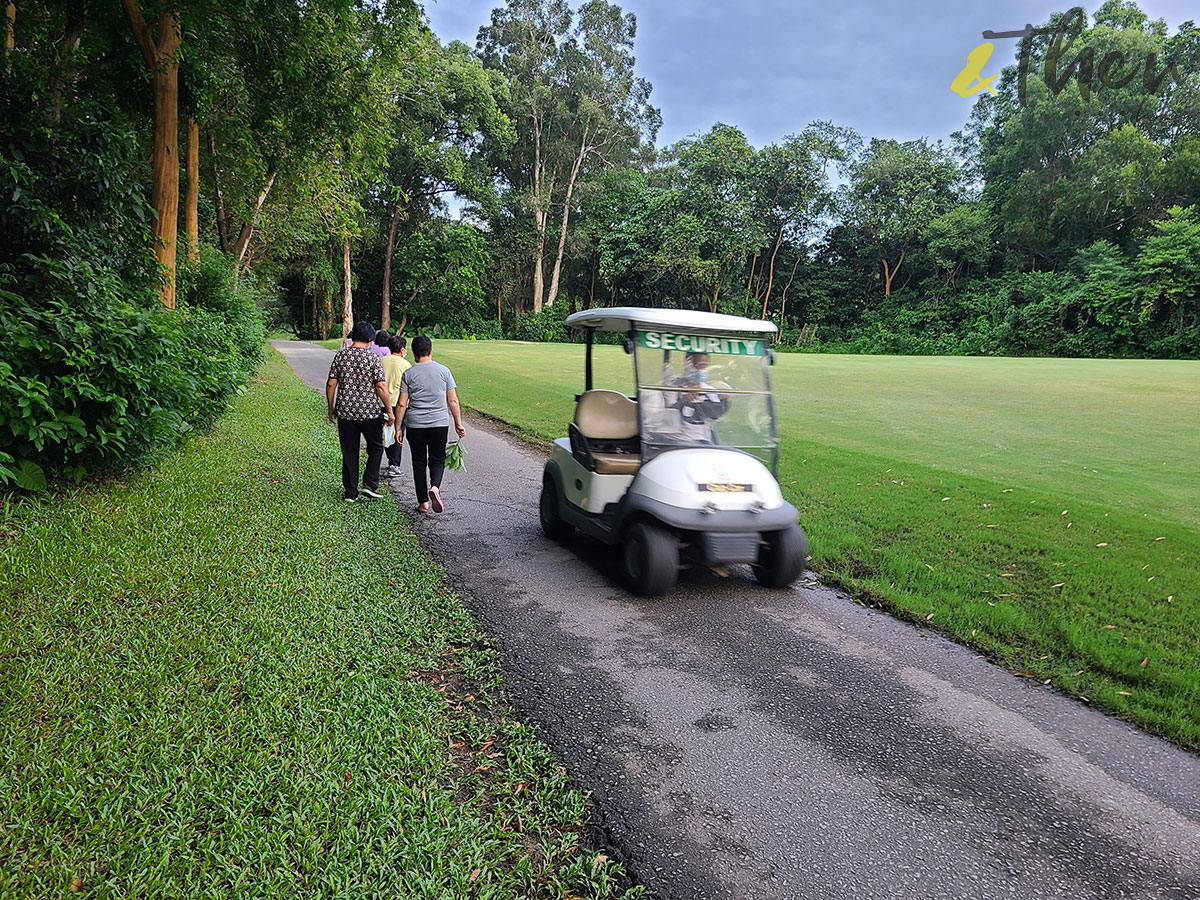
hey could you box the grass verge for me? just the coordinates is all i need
[0,351,640,899]
[420,340,1200,752]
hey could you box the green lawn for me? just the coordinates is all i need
[427,339,1200,750]
[0,351,638,899]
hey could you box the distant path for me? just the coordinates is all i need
[273,340,1200,900]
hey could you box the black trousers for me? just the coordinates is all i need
[337,416,384,499]
[407,425,448,504]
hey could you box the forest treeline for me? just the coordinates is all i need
[1,0,1199,485]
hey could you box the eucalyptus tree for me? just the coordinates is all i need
[477,0,658,313]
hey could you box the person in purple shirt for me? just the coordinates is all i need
[370,330,391,358]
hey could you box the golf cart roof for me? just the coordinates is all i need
[566,307,777,337]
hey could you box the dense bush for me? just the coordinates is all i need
[0,86,264,491]
[511,304,570,342]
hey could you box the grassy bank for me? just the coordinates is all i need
[0,351,639,898]
[426,340,1200,751]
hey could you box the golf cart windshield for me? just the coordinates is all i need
[633,329,779,470]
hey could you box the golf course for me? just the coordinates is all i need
[425,340,1200,750]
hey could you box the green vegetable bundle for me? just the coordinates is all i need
[446,440,466,472]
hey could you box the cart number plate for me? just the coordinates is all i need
[699,482,751,493]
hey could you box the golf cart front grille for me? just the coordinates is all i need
[700,532,760,564]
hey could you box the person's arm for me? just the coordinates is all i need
[394,391,409,441]
[326,378,338,422]
[446,388,465,438]
[374,380,395,426]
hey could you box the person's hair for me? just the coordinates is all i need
[349,320,376,343]
[374,330,390,346]
[412,335,432,358]
[388,334,407,354]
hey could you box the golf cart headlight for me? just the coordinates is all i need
[749,499,765,514]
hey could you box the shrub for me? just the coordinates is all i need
[511,305,570,342]
[0,88,265,490]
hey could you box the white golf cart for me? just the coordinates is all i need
[539,307,809,596]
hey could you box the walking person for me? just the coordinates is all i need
[394,335,465,513]
[381,334,411,478]
[326,321,395,502]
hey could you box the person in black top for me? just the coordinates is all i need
[326,321,395,501]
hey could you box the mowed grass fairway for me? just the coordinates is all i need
[430,340,1200,749]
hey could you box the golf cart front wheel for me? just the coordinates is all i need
[623,522,678,597]
[540,474,574,541]
[753,524,809,589]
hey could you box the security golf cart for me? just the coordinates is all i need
[539,307,808,596]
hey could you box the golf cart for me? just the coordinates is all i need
[539,307,809,596]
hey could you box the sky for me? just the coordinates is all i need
[421,0,1198,149]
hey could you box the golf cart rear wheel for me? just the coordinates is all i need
[539,474,574,541]
[623,522,678,596]
[753,524,809,589]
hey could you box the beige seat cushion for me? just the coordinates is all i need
[575,390,638,440]
[592,452,640,475]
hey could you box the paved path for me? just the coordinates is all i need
[274,340,1200,900]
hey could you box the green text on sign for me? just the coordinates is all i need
[640,331,764,356]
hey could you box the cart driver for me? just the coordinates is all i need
[673,351,730,443]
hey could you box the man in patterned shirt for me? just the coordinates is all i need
[326,321,395,501]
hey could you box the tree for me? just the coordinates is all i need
[122,0,182,308]
[478,0,657,312]
[379,35,513,331]
[842,138,961,298]
[1137,205,1200,337]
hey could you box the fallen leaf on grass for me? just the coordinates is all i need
[69,878,83,893]
[1117,691,1131,696]
[1097,542,1108,547]
[469,869,480,883]
[1052,583,1065,588]
[1140,658,1148,667]
[592,854,609,873]
[925,613,934,620]
[1104,625,1116,630]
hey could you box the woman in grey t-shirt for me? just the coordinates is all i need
[395,335,466,512]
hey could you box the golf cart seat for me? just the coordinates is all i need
[570,390,641,475]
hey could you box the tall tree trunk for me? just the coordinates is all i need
[545,127,587,309]
[123,1,180,308]
[341,236,353,339]
[233,168,277,270]
[183,115,199,262]
[531,216,546,314]
[209,130,231,253]
[709,281,720,314]
[48,1,84,126]
[760,230,784,319]
[587,250,597,309]
[529,115,546,314]
[5,2,14,73]
[777,255,801,338]
[381,204,403,332]
[743,251,758,316]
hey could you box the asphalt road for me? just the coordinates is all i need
[274,340,1200,900]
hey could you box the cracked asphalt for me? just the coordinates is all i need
[275,340,1200,900]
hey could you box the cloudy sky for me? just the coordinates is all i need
[422,0,1197,148]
